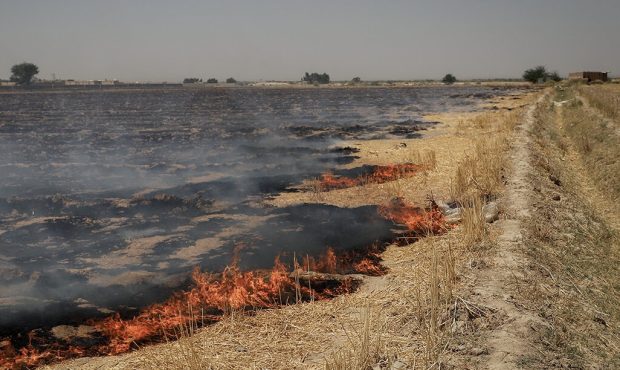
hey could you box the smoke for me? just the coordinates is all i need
[0,86,517,331]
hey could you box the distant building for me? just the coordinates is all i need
[568,71,608,82]
[0,81,17,87]
[100,79,118,86]
[65,79,96,86]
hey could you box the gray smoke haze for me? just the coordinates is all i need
[0,86,517,330]
[1,0,619,81]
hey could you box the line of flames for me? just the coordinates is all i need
[378,197,446,236]
[319,163,424,191]
[0,246,389,369]
[1,202,444,369]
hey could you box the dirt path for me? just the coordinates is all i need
[470,94,547,368]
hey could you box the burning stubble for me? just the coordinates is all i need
[0,86,517,368]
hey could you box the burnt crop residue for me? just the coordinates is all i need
[0,86,518,366]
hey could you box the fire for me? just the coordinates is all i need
[319,163,423,191]
[369,163,422,183]
[302,247,338,274]
[0,248,375,369]
[96,258,301,355]
[319,172,358,190]
[379,197,446,236]
[353,258,386,276]
[0,195,443,369]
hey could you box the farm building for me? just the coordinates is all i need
[568,71,608,82]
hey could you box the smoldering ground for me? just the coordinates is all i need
[0,86,518,332]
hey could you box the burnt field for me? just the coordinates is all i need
[0,86,516,333]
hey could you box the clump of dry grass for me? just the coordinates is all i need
[459,194,486,247]
[324,305,387,370]
[408,149,437,171]
[456,110,520,135]
[141,309,215,370]
[451,108,522,204]
[579,85,620,121]
[425,242,441,364]
[449,108,524,248]
[450,138,506,202]
[384,178,407,199]
[471,112,493,128]
[309,177,325,202]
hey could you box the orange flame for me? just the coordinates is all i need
[353,258,386,276]
[379,198,445,235]
[97,258,297,355]
[369,163,422,183]
[319,163,423,191]
[319,173,358,190]
[302,247,338,274]
[0,247,376,369]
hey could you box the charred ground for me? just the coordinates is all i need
[0,86,524,363]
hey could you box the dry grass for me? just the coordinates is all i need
[459,194,487,247]
[559,87,620,203]
[141,315,214,370]
[323,305,386,370]
[308,177,325,202]
[49,231,468,370]
[455,110,520,135]
[579,85,620,121]
[516,89,620,368]
[408,148,437,176]
[450,110,520,202]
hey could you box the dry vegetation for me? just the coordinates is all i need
[579,84,620,121]
[513,85,620,367]
[47,93,538,370]
[564,86,620,203]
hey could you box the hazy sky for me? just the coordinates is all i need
[1,0,619,82]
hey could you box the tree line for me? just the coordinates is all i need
[5,62,570,86]
[183,77,237,84]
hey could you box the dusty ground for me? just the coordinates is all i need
[446,86,620,369]
[38,87,551,370]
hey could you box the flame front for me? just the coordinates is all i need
[0,164,445,370]
[319,163,423,190]
[0,248,380,369]
[379,198,446,235]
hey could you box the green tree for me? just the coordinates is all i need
[523,66,548,83]
[10,62,39,85]
[226,77,237,83]
[301,72,330,84]
[441,73,457,85]
[183,77,201,83]
[547,71,562,82]
[523,66,563,83]
[206,78,218,83]
[351,77,362,83]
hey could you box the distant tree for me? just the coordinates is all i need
[523,66,547,83]
[351,77,362,83]
[206,78,218,83]
[441,73,457,85]
[183,77,201,84]
[523,66,563,83]
[301,72,330,84]
[226,77,237,83]
[10,62,39,85]
[547,71,562,82]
